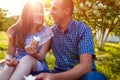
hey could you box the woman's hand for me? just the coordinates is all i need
[25,40,39,55]
[5,57,19,66]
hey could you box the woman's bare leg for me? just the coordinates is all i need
[0,65,15,80]
[10,55,38,80]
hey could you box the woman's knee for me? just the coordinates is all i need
[20,55,37,70]
[81,71,107,80]
[20,55,35,63]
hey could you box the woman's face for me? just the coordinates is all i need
[32,4,44,25]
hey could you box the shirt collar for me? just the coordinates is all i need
[55,19,75,34]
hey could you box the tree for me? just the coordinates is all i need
[42,0,54,26]
[0,8,6,30]
[73,0,120,49]
[0,8,17,31]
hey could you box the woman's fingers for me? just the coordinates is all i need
[25,46,33,54]
[25,44,37,54]
[5,58,19,66]
[31,41,37,50]
[12,58,19,65]
[25,40,38,55]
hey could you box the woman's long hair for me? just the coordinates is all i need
[13,1,44,49]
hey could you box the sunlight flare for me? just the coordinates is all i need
[28,0,44,4]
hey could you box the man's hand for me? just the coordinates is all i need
[5,57,19,66]
[36,73,57,80]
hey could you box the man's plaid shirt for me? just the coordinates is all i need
[51,20,96,71]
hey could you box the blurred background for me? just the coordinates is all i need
[0,0,120,80]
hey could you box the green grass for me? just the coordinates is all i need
[0,31,8,59]
[96,42,120,80]
[0,31,8,51]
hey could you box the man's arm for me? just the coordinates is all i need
[53,54,92,80]
[36,54,92,80]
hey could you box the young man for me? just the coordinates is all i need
[36,0,107,80]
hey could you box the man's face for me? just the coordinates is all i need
[50,0,65,24]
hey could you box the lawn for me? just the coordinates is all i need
[0,31,8,50]
[0,31,120,80]
[96,42,120,80]
[0,31,8,59]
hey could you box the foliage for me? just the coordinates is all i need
[0,0,120,48]
[113,21,120,36]
[43,0,54,27]
[44,15,54,27]
[96,42,120,80]
[46,50,55,69]
[0,8,18,31]
[72,0,120,48]
[0,31,7,59]
[0,0,120,79]
[0,31,8,51]
[0,53,5,60]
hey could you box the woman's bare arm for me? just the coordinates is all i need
[32,39,51,61]
[6,26,17,59]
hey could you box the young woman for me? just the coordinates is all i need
[0,1,53,80]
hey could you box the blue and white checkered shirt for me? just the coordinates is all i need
[51,20,96,71]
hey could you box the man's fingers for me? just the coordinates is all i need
[36,74,43,80]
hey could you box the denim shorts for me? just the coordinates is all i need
[37,60,48,72]
[30,67,66,76]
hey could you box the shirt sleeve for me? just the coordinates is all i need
[78,24,95,55]
[39,28,54,46]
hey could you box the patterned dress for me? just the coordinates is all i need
[16,26,53,71]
